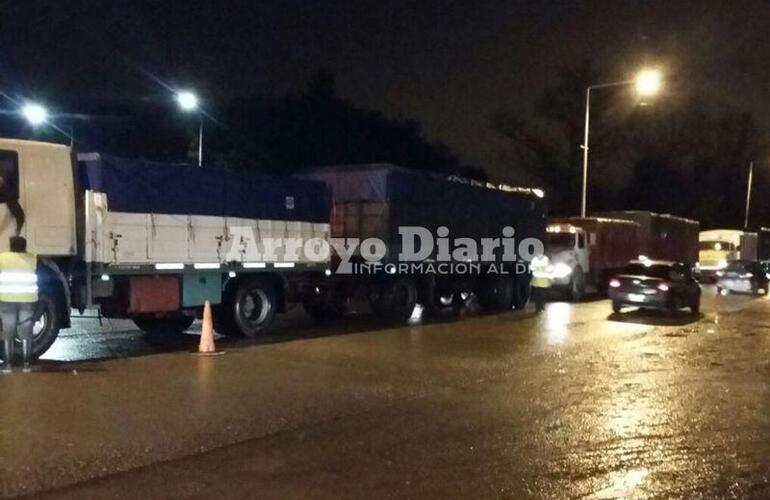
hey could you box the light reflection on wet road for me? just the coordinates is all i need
[4,285,770,498]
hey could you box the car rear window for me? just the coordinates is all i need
[622,263,672,279]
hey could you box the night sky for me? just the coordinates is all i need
[2,0,770,182]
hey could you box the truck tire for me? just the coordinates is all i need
[219,277,278,338]
[370,278,418,323]
[569,267,585,301]
[16,293,61,361]
[512,275,531,310]
[133,315,194,334]
[477,275,514,312]
[303,291,346,323]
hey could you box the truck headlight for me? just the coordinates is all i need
[717,259,728,269]
[552,262,573,279]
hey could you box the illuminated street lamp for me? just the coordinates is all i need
[176,91,199,111]
[635,69,662,97]
[175,91,203,166]
[580,69,663,217]
[20,103,48,126]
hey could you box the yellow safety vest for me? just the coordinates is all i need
[530,255,553,288]
[0,251,38,303]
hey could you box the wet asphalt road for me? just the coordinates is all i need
[3,286,770,498]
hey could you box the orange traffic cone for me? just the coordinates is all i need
[197,301,218,354]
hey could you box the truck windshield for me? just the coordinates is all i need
[699,241,735,251]
[545,232,575,250]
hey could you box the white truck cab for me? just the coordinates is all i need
[0,140,77,256]
[698,229,757,280]
[544,223,589,300]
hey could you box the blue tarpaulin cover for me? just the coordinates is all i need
[297,164,547,262]
[77,153,330,223]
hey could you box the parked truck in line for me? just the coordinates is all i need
[544,217,640,299]
[0,138,335,359]
[697,229,757,281]
[0,140,547,359]
[595,211,700,265]
[298,164,546,320]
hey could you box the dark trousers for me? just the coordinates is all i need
[532,287,548,312]
[0,302,35,366]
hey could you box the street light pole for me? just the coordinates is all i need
[581,87,591,218]
[745,160,755,229]
[580,80,632,217]
[579,70,662,217]
[197,114,203,167]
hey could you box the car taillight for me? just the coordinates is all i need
[657,283,670,292]
[609,279,621,288]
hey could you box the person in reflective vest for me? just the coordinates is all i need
[0,236,38,372]
[530,254,553,313]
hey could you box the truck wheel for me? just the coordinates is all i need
[15,293,61,361]
[512,276,531,310]
[217,277,278,337]
[478,275,514,312]
[371,278,418,323]
[569,267,585,301]
[133,315,194,334]
[303,291,346,323]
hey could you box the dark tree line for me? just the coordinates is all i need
[0,69,483,181]
[493,61,767,229]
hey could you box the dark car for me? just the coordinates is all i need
[608,260,701,314]
[716,260,769,295]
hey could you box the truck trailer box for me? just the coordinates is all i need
[78,153,332,267]
[549,217,639,286]
[298,164,546,264]
[595,211,699,265]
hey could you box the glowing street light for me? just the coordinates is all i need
[635,69,662,97]
[20,103,48,126]
[176,91,199,112]
[580,68,664,217]
[175,91,203,166]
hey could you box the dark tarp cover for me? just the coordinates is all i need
[77,153,330,223]
[296,164,547,262]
